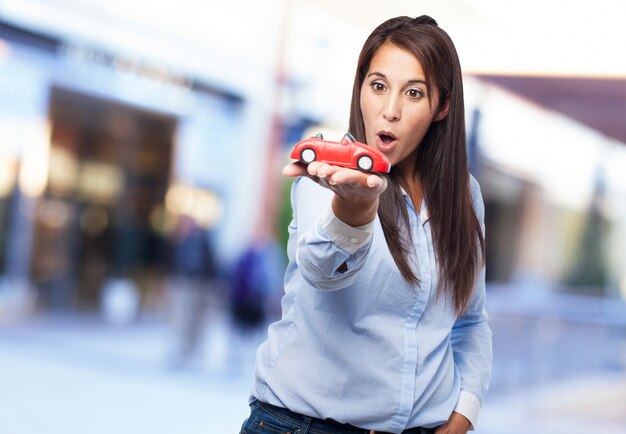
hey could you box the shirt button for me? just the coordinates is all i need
[350,237,358,244]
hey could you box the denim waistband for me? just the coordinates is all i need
[253,399,432,434]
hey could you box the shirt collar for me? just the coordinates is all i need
[399,186,430,224]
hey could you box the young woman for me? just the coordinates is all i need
[240,15,491,434]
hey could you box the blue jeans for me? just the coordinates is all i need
[239,400,435,434]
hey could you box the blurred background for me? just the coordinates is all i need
[0,0,625,433]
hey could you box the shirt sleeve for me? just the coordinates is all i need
[450,176,493,429]
[320,206,374,254]
[290,177,375,291]
[454,389,481,430]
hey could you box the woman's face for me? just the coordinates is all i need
[360,43,443,176]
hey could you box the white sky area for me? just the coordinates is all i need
[454,0,626,77]
[4,0,626,78]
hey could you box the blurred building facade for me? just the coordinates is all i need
[0,1,295,315]
[462,76,626,299]
[1,0,626,320]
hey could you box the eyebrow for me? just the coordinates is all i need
[366,71,427,86]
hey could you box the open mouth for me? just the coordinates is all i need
[376,131,398,153]
[379,133,395,144]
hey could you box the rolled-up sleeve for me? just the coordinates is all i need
[320,207,374,254]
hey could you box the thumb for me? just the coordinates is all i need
[282,162,307,177]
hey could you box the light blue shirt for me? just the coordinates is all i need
[251,176,492,432]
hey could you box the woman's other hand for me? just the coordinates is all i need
[433,412,471,434]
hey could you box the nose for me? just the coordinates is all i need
[382,95,401,122]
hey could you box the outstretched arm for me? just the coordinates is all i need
[283,161,387,291]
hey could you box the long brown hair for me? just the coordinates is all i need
[348,15,485,316]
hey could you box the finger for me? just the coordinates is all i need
[316,164,340,179]
[330,171,385,190]
[306,161,327,177]
[282,162,308,177]
[366,174,386,189]
[325,168,363,185]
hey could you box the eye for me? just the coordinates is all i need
[371,81,386,92]
[406,88,424,98]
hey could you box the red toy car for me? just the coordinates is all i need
[290,133,391,173]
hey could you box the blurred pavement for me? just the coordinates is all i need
[0,287,625,434]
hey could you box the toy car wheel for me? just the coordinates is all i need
[300,148,316,164]
[357,155,373,171]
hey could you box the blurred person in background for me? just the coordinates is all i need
[240,16,491,434]
[165,214,217,369]
[227,236,285,371]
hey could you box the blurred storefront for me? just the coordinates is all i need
[0,12,259,314]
